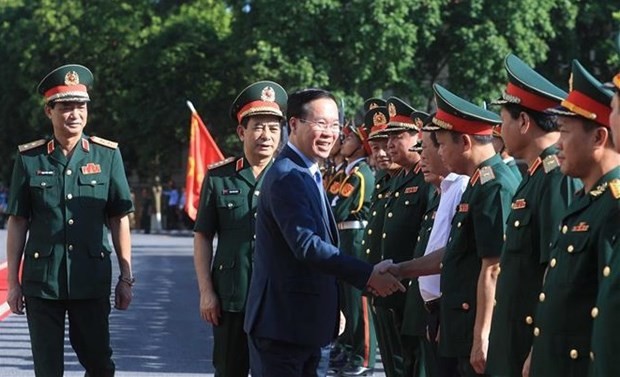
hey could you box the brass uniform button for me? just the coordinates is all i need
[361,240,365,245]
[424,215,428,221]
[366,249,370,255]
[66,169,72,175]
[439,262,443,270]
[569,349,578,359]
[219,265,223,270]
[417,236,421,242]
[40,182,47,187]
[525,316,533,325]
[372,211,376,216]
[461,302,470,311]
[405,200,410,205]
[253,234,256,240]
[503,233,506,242]
[603,266,611,277]
[68,219,74,225]
[376,184,380,189]
[382,233,386,239]
[395,192,399,198]
[533,327,540,336]
[550,258,557,268]
[67,193,73,200]
[368,229,373,235]
[539,292,546,302]
[68,245,74,251]
[514,220,520,227]
[388,212,393,218]
[457,222,462,228]
[34,252,40,259]
[567,245,574,253]
[100,252,105,259]
[378,194,383,199]
[591,307,599,318]
[562,225,568,234]
[590,352,595,361]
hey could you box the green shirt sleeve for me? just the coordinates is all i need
[105,148,134,217]
[194,171,217,237]
[473,183,512,258]
[7,152,30,218]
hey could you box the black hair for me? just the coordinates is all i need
[286,88,338,122]
[428,131,440,148]
[503,103,558,132]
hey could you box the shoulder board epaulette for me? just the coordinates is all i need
[479,166,496,185]
[18,139,46,152]
[542,154,560,173]
[90,136,118,149]
[208,157,235,170]
[609,179,620,199]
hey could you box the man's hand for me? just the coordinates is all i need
[470,336,489,374]
[7,284,24,315]
[114,280,133,310]
[366,260,406,297]
[200,290,221,326]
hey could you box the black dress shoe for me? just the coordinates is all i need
[339,365,374,376]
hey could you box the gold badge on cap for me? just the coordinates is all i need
[64,71,80,86]
[368,102,379,110]
[388,103,397,117]
[414,117,423,129]
[373,112,387,126]
[261,86,276,102]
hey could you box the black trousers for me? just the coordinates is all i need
[212,311,250,377]
[25,296,115,377]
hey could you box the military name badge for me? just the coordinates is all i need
[511,198,527,210]
[36,170,55,176]
[340,183,355,197]
[572,222,589,232]
[222,188,240,195]
[81,163,101,175]
[404,186,418,194]
[458,203,469,212]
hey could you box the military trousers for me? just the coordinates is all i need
[212,310,251,377]
[25,296,115,377]
[374,305,405,377]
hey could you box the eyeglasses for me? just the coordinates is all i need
[297,118,342,133]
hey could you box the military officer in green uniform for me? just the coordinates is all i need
[374,97,432,377]
[491,126,523,181]
[526,60,619,377]
[329,117,376,376]
[5,64,134,377]
[485,54,582,377]
[389,84,519,376]
[590,62,620,377]
[193,81,287,377]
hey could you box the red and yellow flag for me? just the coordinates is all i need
[185,104,224,220]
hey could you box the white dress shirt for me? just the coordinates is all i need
[418,173,469,302]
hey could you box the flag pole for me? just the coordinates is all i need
[186,100,197,114]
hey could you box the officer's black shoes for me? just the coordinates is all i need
[339,365,374,376]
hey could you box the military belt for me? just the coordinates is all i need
[336,220,368,230]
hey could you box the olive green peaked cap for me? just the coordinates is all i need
[229,80,287,123]
[37,64,93,103]
[547,60,613,127]
[364,98,386,113]
[432,84,501,135]
[366,107,390,141]
[493,54,567,112]
[385,97,418,132]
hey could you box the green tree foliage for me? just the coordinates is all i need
[0,0,617,185]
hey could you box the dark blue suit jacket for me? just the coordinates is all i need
[244,145,373,347]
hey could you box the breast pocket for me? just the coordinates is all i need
[504,209,533,254]
[29,176,60,209]
[78,174,109,207]
[447,210,470,253]
[557,233,595,286]
[216,196,248,229]
[22,242,54,283]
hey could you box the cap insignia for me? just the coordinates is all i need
[369,102,379,110]
[64,71,80,86]
[414,117,424,129]
[388,103,397,117]
[261,86,276,102]
[373,112,387,126]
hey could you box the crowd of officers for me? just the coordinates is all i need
[194,47,620,377]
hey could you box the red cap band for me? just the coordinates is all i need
[388,114,416,127]
[435,109,496,135]
[44,84,88,102]
[561,90,611,127]
[505,82,559,112]
[236,100,282,123]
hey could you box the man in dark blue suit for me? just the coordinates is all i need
[244,89,405,377]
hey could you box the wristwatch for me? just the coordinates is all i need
[119,275,136,286]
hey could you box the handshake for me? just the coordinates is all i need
[366,259,405,297]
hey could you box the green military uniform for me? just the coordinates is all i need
[530,60,615,377]
[193,80,287,377]
[431,84,519,376]
[330,149,376,372]
[7,64,134,377]
[589,69,620,377]
[401,187,440,377]
[486,53,583,377]
[374,97,432,377]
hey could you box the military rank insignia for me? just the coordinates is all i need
[543,155,560,173]
[609,179,620,199]
[329,182,341,195]
[404,186,418,194]
[458,203,469,213]
[479,166,495,185]
[81,163,101,175]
